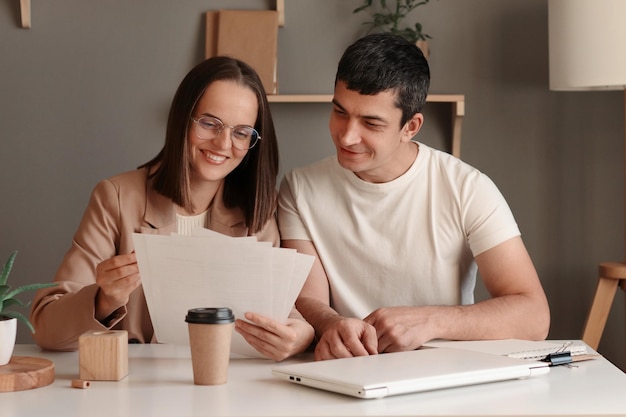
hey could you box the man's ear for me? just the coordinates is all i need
[401,113,424,142]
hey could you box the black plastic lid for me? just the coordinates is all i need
[185,307,235,324]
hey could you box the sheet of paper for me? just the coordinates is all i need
[133,232,313,359]
[267,247,313,320]
[285,249,315,317]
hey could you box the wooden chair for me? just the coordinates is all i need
[581,262,626,355]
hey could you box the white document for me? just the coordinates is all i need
[132,231,314,358]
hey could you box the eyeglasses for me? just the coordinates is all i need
[191,116,261,150]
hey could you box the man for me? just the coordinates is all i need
[278,33,550,361]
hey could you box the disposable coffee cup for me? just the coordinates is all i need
[185,307,235,385]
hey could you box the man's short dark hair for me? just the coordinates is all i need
[335,33,430,126]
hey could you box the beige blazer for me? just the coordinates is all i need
[30,168,279,351]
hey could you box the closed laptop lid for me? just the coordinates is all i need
[272,347,549,399]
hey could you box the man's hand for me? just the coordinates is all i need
[363,306,433,353]
[235,312,315,361]
[314,317,378,360]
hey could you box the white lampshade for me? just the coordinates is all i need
[548,0,626,91]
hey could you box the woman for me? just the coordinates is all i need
[30,57,314,361]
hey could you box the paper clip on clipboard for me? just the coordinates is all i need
[541,351,573,366]
[541,351,599,367]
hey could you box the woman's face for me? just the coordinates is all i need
[188,80,258,186]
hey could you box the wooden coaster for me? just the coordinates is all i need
[0,356,55,392]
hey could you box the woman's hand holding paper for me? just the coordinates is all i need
[95,253,141,321]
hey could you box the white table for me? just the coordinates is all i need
[2,342,626,417]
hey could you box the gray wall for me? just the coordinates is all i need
[1,1,624,370]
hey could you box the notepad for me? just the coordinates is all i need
[423,339,588,360]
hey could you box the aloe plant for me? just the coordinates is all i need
[0,251,57,333]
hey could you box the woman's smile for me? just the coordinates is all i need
[200,148,228,164]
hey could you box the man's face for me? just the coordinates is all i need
[329,81,422,183]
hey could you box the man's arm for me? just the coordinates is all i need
[283,239,378,360]
[468,235,550,339]
[363,236,550,352]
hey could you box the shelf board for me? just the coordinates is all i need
[267,94,333,103]
[267,94,465,158]
[268,94,463,103]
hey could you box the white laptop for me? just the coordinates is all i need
[272,347,549,399]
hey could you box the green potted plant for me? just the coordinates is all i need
[353,0,433,58]
[1,251,57,365]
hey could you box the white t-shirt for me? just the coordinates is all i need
[278,142,520,320]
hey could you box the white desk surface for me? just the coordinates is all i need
[2,342,626,417]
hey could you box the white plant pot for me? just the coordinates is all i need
[0,317,17,366]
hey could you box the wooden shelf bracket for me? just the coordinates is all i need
[277,0,284,27]
[20,0,31,28]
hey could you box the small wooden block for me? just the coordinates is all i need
[79,330,128,381]
[71,379,91,389]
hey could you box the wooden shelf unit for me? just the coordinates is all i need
[267,94,465,158]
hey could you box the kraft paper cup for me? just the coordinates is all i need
[185,307,235,385]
